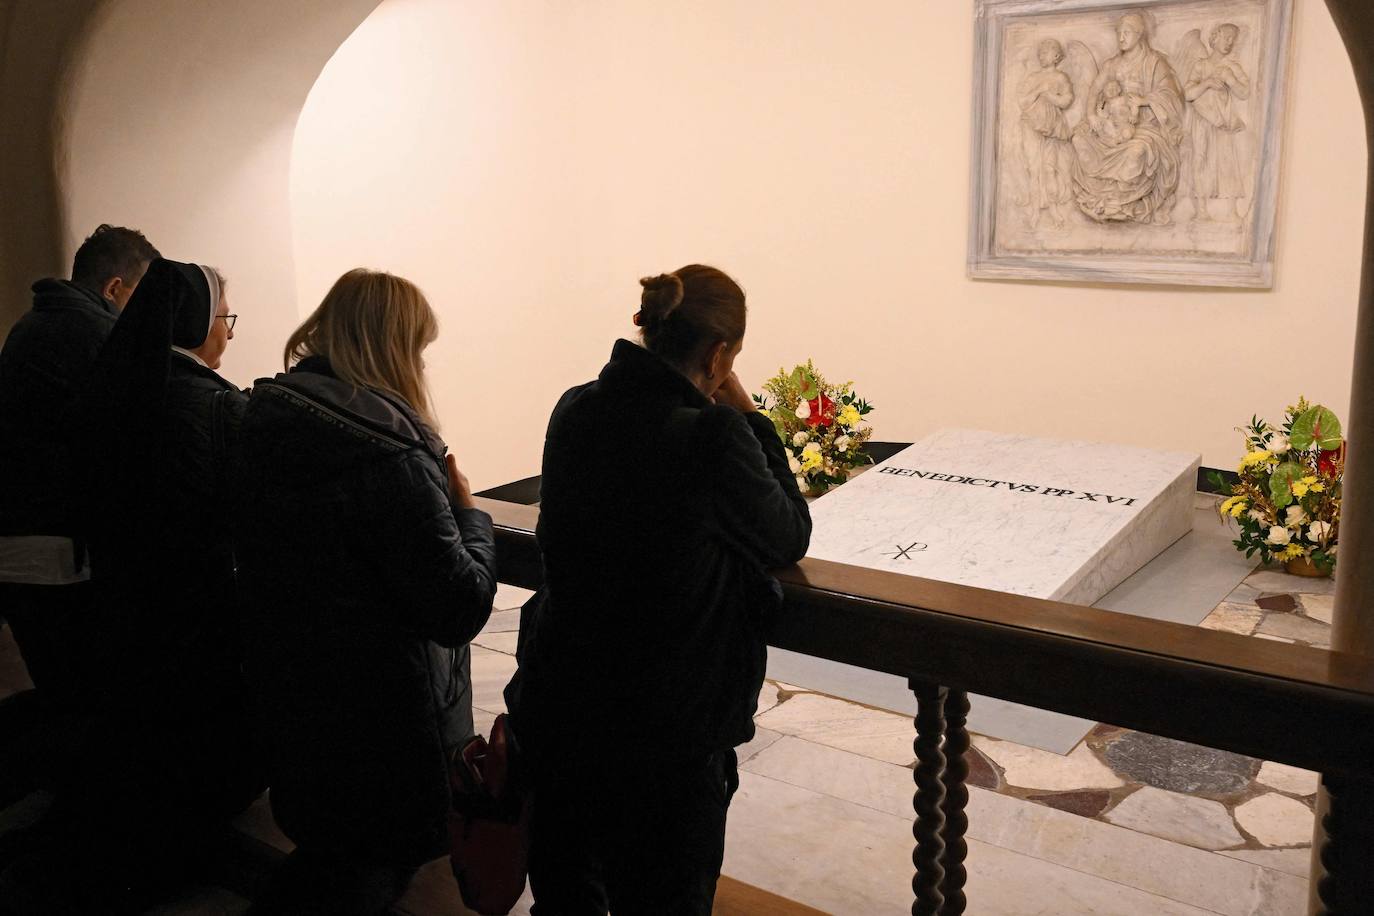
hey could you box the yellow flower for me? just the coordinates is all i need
[1238,450,1272,472]
[838,405,861,428]
[1282,543,1306,560]
[1311,482,1326,493]
[800,450,823,472]
[1219,496,1247,518]
[1292,480,1309,498]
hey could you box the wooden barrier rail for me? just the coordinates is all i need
[475,496,1374,915]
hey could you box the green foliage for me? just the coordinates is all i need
[1289,405,1343,451]
[1219,398,1343,573]
[1268,461,1304,509]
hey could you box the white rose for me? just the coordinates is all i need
[1308,520,1333,543]
[1266,526,1291,546]
[835,435,851,452]
[803,441,822,454]
[792,431,809,447]
[1246,509,1267,523]
[794,400,811,419]
[1269,435,1290,454]
[787,455,801,474]
[796,476,810,494]
[1285,505,1308,527]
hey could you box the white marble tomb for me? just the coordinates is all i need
[807,428,1200,606]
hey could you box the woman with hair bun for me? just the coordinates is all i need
[506,264,811,915]
[235,269,497,915]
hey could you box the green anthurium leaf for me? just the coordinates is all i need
[798,379,818,401]
[1268,461,1304,509]
[1290,406,1343,451]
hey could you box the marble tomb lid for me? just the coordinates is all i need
[805,428,1200,605]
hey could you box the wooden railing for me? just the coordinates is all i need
[474,496,1374,915]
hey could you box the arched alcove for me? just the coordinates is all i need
[289,0,1364,492]
[57,0,382,388]
[44,0,1370,489]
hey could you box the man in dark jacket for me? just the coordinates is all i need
[0,224,159,703]
[0,226,158,821]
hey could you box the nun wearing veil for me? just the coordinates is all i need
[0,259,262,914]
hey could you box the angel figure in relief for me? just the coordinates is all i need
[1176,23,1252,221]
[1013,38,1095,228]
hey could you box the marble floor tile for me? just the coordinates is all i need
[493,583,534,610]
[1255,613,1332,647]
[1299,594,1334,625]
[478,608,521,634]
[737,726,784,765]
[1101,731,1258,795]
[754,691,916,766]
[727,769,1222,915]
[741,735,1303,916]
[1256,761,1320,797]
[972,735,1124,791]
[473,705,498,738]
[1201,602,1264,636]
[1243,568,1336,596]
[1220,847,1312,879]
[231,794,293,853]
[1104,786,1244,850]
[756,680,782,717]
[1235,794,1315,848]
[470,645,518,714]
[472,630,520,655]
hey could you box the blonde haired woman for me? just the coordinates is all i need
[236,269,497,915]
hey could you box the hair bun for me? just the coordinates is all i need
[638,273,685,326]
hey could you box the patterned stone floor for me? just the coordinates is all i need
[473,563,1325,915]
[0,549,1327,914]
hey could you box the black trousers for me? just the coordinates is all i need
[527,748,739,916]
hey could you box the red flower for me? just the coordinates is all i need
[1319,442,1346,478]
[805,393,835,428]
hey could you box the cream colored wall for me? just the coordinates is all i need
[59,0,381,388]
[291,0,1365,490]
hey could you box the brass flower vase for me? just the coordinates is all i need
[1285,556,1332,578]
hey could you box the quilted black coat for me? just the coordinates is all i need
[236,358,497,865]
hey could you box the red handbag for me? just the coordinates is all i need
[448,713,531,915]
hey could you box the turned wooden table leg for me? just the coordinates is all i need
[910,679,948,916]
[939,689,971,915]
[1315,774,1374,914]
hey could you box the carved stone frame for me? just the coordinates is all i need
[968,0,1294,288]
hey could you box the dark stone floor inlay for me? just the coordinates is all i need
[1255,593,1297,612]
[965,745,1000,790]
[1026,790,1111,819]
[1102,731,1259,796]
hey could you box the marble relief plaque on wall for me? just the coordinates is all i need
[968,0,1294,287]
[806,429,1199,606]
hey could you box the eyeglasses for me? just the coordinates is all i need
[217,314,238,332]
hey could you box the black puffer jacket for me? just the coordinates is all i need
[0,280,117,536]
[506,340,811,759]
[236,358,497,865]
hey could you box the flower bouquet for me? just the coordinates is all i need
[752,361,875,496]
[1213,398,1344,576]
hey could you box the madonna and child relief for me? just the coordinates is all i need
[970,0,1293,287]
